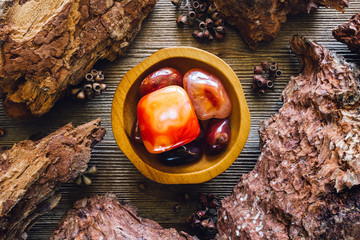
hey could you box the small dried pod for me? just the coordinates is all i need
[84,83,93,92]
[76,176,82,185]
[211,11,220,20]
[207,4,216,15]
[254,75,267,87]
[214,19,224,26]
[205,18,213,28]
[203,29,210,38]
[92,82,101,91]
[95,74,105,82]
[70,87,82,96]
[193,1,200,9]
[258,89,266,96]
[77,90,86,100]
[171,0,182,7]
[85,73,94,82]
[266,79,274,89]
[276,70,283,78]
[188,11,196,20]
[83,175,92,185]
[90,69,98,77]
[100,83,107,91]
[261,61,269,71]
[199,21,206,30]
[253,66,263,74]
[199,3,206,12]
[214,25,225,33]
[86,166,97,175]
[176,15,187,25]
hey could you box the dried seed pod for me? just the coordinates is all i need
[90,69,98,77]
[176,15,187,25]
[205,18,213,28]
[214,31,224,40]
[276,70,283,78]
[95,74,104,82]
[254,66,263,74]
[77,90,85,100]
[70,87,82,96]
[203,29,210,38]
[84,83,93,92]
[207,4,216,14]
[199,21,206,30]
[193,1,200,9]
[258,89,266,96]
[171,0,182,7]
[76,176,82,185]
[100,83,107,91]
[261,61,269,71]
[266,80,274,89]
[86,166,97,175]
[188,11,196,20]
[254,75,267,87]
[83,175,92,185]
[214,19,224,26]
[211,11,220,20]
[199,4,206,12]
[214,25,225,33]
[85,73,94,82]
[92,82,101,91]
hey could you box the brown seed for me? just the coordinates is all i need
[95,74,105,82]
[254,75,267,87]
[100,83,107,91]
[77,90,85,100]
[84,83,93,92]
[90,69,98,77]
[70,87,82,96]
[266,80,274,89]
[93,82,101,91]
[85,73,94,82]
[258,89,266,96]
[253,66,263,74]
[76,176,82,185]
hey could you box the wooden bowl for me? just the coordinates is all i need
[111,47,250,184]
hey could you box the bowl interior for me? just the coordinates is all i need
[121,56,242,175]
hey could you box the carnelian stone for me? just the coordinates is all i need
[137,86,200,153]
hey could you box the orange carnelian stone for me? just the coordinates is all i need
[137,86,200,153]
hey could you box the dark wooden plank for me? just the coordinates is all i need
[1,0,360,239]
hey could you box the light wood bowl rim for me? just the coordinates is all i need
[111,47,251,184]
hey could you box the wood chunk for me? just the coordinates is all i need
[51,194,198,240]
[215,35,360,239]
[0,119,106,239]
[333,13,360,54]
[0,0,158,119]
[213,0,348,49]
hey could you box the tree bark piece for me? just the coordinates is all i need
[51,194,197,240]
[0,0,158,119]
[0,119,106,240]
[215,35,360,239]
[333,13,360,54]
[213,0,348,49]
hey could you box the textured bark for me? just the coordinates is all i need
[333,13,360,54]
[213,0,348,49]
[0,119,106,240]
[0,0,158,119]
[51,194,197,240]
[215,35,360,239]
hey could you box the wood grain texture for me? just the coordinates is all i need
[1,0,360,238]
[111,47,250,184]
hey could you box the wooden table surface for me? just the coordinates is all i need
[1,0,360,239]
